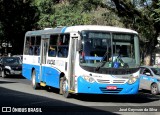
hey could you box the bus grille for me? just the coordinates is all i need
[99,87,123,94]
[112,80,126,84]
[97,79,110,83]
[97,79,126,84]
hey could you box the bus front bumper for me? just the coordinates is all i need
[77,77,139,94]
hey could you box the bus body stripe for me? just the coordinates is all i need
[61,27,67,33]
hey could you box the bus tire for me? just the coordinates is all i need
[2,70,6,78]
[60,77,70,98]
[151,83,159,95]
[31,70,40,89]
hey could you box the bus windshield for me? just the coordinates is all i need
[80,30,139,69]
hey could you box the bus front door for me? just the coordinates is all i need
[39,38,49,84]
[68,37,78,91]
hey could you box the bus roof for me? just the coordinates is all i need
[25,25,138,36]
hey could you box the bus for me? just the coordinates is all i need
[22,25,140,98]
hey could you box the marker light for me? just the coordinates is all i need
[127,76,138,84]
[83,75,95,83]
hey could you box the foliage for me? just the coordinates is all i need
[35,0,123,29]
[106,0,160,64]
[1,0,160,59]
[34,0,94,28]
[0,0,39,55]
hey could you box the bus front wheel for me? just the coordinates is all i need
[32,70,40,89]
[60,77,70,98]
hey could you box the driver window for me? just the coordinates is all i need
[143,68,151,76]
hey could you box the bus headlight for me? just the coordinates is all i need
[83,75,95,83]
[127,76,138,84]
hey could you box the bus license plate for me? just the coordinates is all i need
[107,86,117,90]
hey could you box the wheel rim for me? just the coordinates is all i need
[151,84,158,94]
[62,80,68,93]
[32,73,35,86]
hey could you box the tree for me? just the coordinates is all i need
[0,0,39,55]
[106,0,160,65]
[34,0,94,28]
[35,0,123,28]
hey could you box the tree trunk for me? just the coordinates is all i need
[144,55,151,66]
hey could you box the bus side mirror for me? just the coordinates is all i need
[76,40,82,51]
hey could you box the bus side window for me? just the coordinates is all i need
[24,37,31,55]
[28,36,35,55]
[34,46,40,55]
[34,36,41,56]
[29,46,33,55]
[58,47,68,57]
[26,40,33,55]
[57,34,69,58]
[49,46,57,57]
[37,46,40,55]
[63,47,68,57]
[49,35,58,57]
[58,48,63,57]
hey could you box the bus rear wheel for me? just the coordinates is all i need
[32,70,40,89]
[60,77,70,98]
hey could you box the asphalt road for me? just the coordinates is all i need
[0,75,160,115]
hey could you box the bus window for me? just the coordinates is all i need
[31,36,35,45]
[58,34,70,58]
[24,36,35,55]
[113,34,134,58]
[24,37,30,55]
[49,46,57,57]
[29,46,33,55]
[34,36,41,55]
[48,35,58,57]
[27,36,36,55]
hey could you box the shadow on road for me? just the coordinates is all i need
[0,77,159,105]
[72,93,160,103]
[1,75,25,79]
[38,86,160,104]
[0,87,118,115]
[139,89,160,95]
[0,80,17,84]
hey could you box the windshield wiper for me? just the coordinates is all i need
[95,51,109,71]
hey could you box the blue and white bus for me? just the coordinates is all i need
[22,25,140,98]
